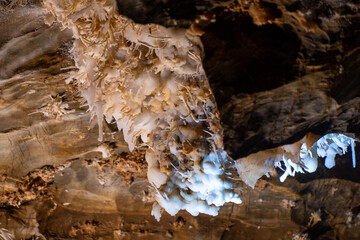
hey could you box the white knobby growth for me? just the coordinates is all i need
[276,133,356,182]
[151,151,241,221]
[236,133,357,187]
[276,142,318,182]
[316,133,356,168]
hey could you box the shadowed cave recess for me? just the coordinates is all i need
[0,0,360,239]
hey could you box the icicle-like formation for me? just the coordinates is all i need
[351,138,356,168]
[43,0,240,220]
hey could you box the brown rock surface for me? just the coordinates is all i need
[0,1,359,239]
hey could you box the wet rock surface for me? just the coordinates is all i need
[0,1,359,239]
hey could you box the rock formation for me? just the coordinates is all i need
[0,0,359,239]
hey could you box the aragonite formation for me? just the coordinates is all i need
[43,0,241,220]
[236,133,356,188]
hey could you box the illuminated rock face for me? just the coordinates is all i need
[0,0,360,239]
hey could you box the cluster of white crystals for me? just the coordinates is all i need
[43,0,241,220]
[236,133,357,188]
[316,133,356,169]
[152,151,241,221]
[276,133,356,182]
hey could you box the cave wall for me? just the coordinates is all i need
[0,1,360,239]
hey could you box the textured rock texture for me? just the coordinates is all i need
[0,0,359,239]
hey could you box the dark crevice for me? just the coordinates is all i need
[116,0,213,28]
[202,11,300,108]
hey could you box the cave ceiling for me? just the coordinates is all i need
[0,0,360,239]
